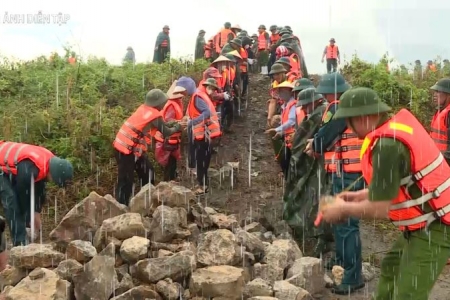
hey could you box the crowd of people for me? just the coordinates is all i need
[2,21,450,300]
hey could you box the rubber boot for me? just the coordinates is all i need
[331,217,365,295]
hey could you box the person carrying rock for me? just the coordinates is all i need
[113,89,183,206]
[187,78,222,195]
[305,72,365,294]
[318,87,450,300]
[0,142,73,272]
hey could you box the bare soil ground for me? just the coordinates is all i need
[36,73,450,299]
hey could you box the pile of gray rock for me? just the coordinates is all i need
[0,182,375,300]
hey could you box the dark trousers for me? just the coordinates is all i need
[221,100,234,131]
[163,156,178,181]
[114,149,155,206]
[188,138,211,186]
[267,50,277,75]
[241,72,249,96]
[279,145,291,180]
[326,58,338,73]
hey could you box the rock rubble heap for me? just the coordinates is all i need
[0,182,374,300]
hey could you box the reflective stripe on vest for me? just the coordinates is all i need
[361,108,450,231]
[326,45,338,59]
[161,39,169,47]
[113,105,160,156]
[281,100,297,148]
[258,32,267,50]
[154,100,184,144]
[0,141,53,181]
[430,105,450,152]
[187,91,222,141]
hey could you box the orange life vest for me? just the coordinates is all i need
[289,53,300,72]
[322,101,363,174]
[286,71,299,82]
[230,66,236,82]
[361,108,450,231]
[0,141,54,181]
[295,106,305,126]
[430,104,450,152]
[326,45,338,59]
[429,64,437,72]
[239,48,248,73]
[187,91,222,141]
[154,100,184,145]
[270,34,280,45]
[258,32,268,50]
[68,57,76,65]
[216,28,234,50]
[217,68,229,90]
[204,41,213,59]
[113,105,160,157]
[213,34,220,52]
[281,100,297,148]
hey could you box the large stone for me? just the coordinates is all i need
[156,278,183,300]
[149,206,190,243]
[190,265,245,300]
[197,229,239,266]
[73,243,117,300]
[65,240,97,263]
[54,259,83,282]
[261,239,302,284]
[110,286,162,300]
[129,183,154,217]
[243,278,273,298]
[93,213,146,250]
[273,281,312,300]
[210,213,238,230]
[132,251,196,284]
[253,263,284,284]
[152,181,196,208]
[235,229,265,257]
[286,257,324,295]
[0,266,26,289]
[9,244,64,269]
[50,192,127,245]
[6,268,71,300]
[120,236,150,264]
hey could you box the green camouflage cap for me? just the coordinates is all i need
[278,29,290,36]
[230,38,242,47]
[258,24,266,30]
[315,73,351,94]
[49,157,74,188]
[269,63,287,75]
[270,25,277,31]
[333,87,392,119]
[224,22,231,27]
[280,34,294,42]
[297,88,323,105]
[430,78,450,94]
[293,78,314,92]
[145,89,168,107]
[202,78,219,90]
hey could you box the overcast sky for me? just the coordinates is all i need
[1,0,449,74]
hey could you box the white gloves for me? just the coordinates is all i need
[247,58,255,65]
[223,92,230,100]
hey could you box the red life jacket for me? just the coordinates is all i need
[187,91,222,141]
[289,53,300,73]
[430,104,450,152]
[322,101,363,174]
[326,45,338,59]
[361,108,450,231]
[154,99,184,145]
[113,105,160,156]
[281,100,297,148]
[295,106,305,126]
[0,141,54,181]
[258,32,268,50]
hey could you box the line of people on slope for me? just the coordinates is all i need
[266,66,450,298]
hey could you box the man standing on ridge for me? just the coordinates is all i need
[113,89,183,206]
[153,25,171,64]
[321,38,340,73]
[318,87,450,299]
[0,142,74,272]
[195,30,206,60]
[214,22,235,56]
[256,25,270,72]
[306,72,365,295]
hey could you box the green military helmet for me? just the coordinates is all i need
[276,26,283,31]
[293,78,314,92]
[430,78,450,94]
[275,57,291,67]
[258,24,266,30]
[280,34,294,42]
[49,157,74,188]
[333,87,391,119]
[240,30,248,36]
[315,73,351,94]
[230,38,242,47]
[224,22,231,28]
[270,25,277,31]
[202,78,220,90]
[284,25,292,30]
[145,88,168,108]
[278,28,290,36]
[224,54,237,63]
[297,88,323,105]
[269,63,287,75]
[251,34,257,39]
